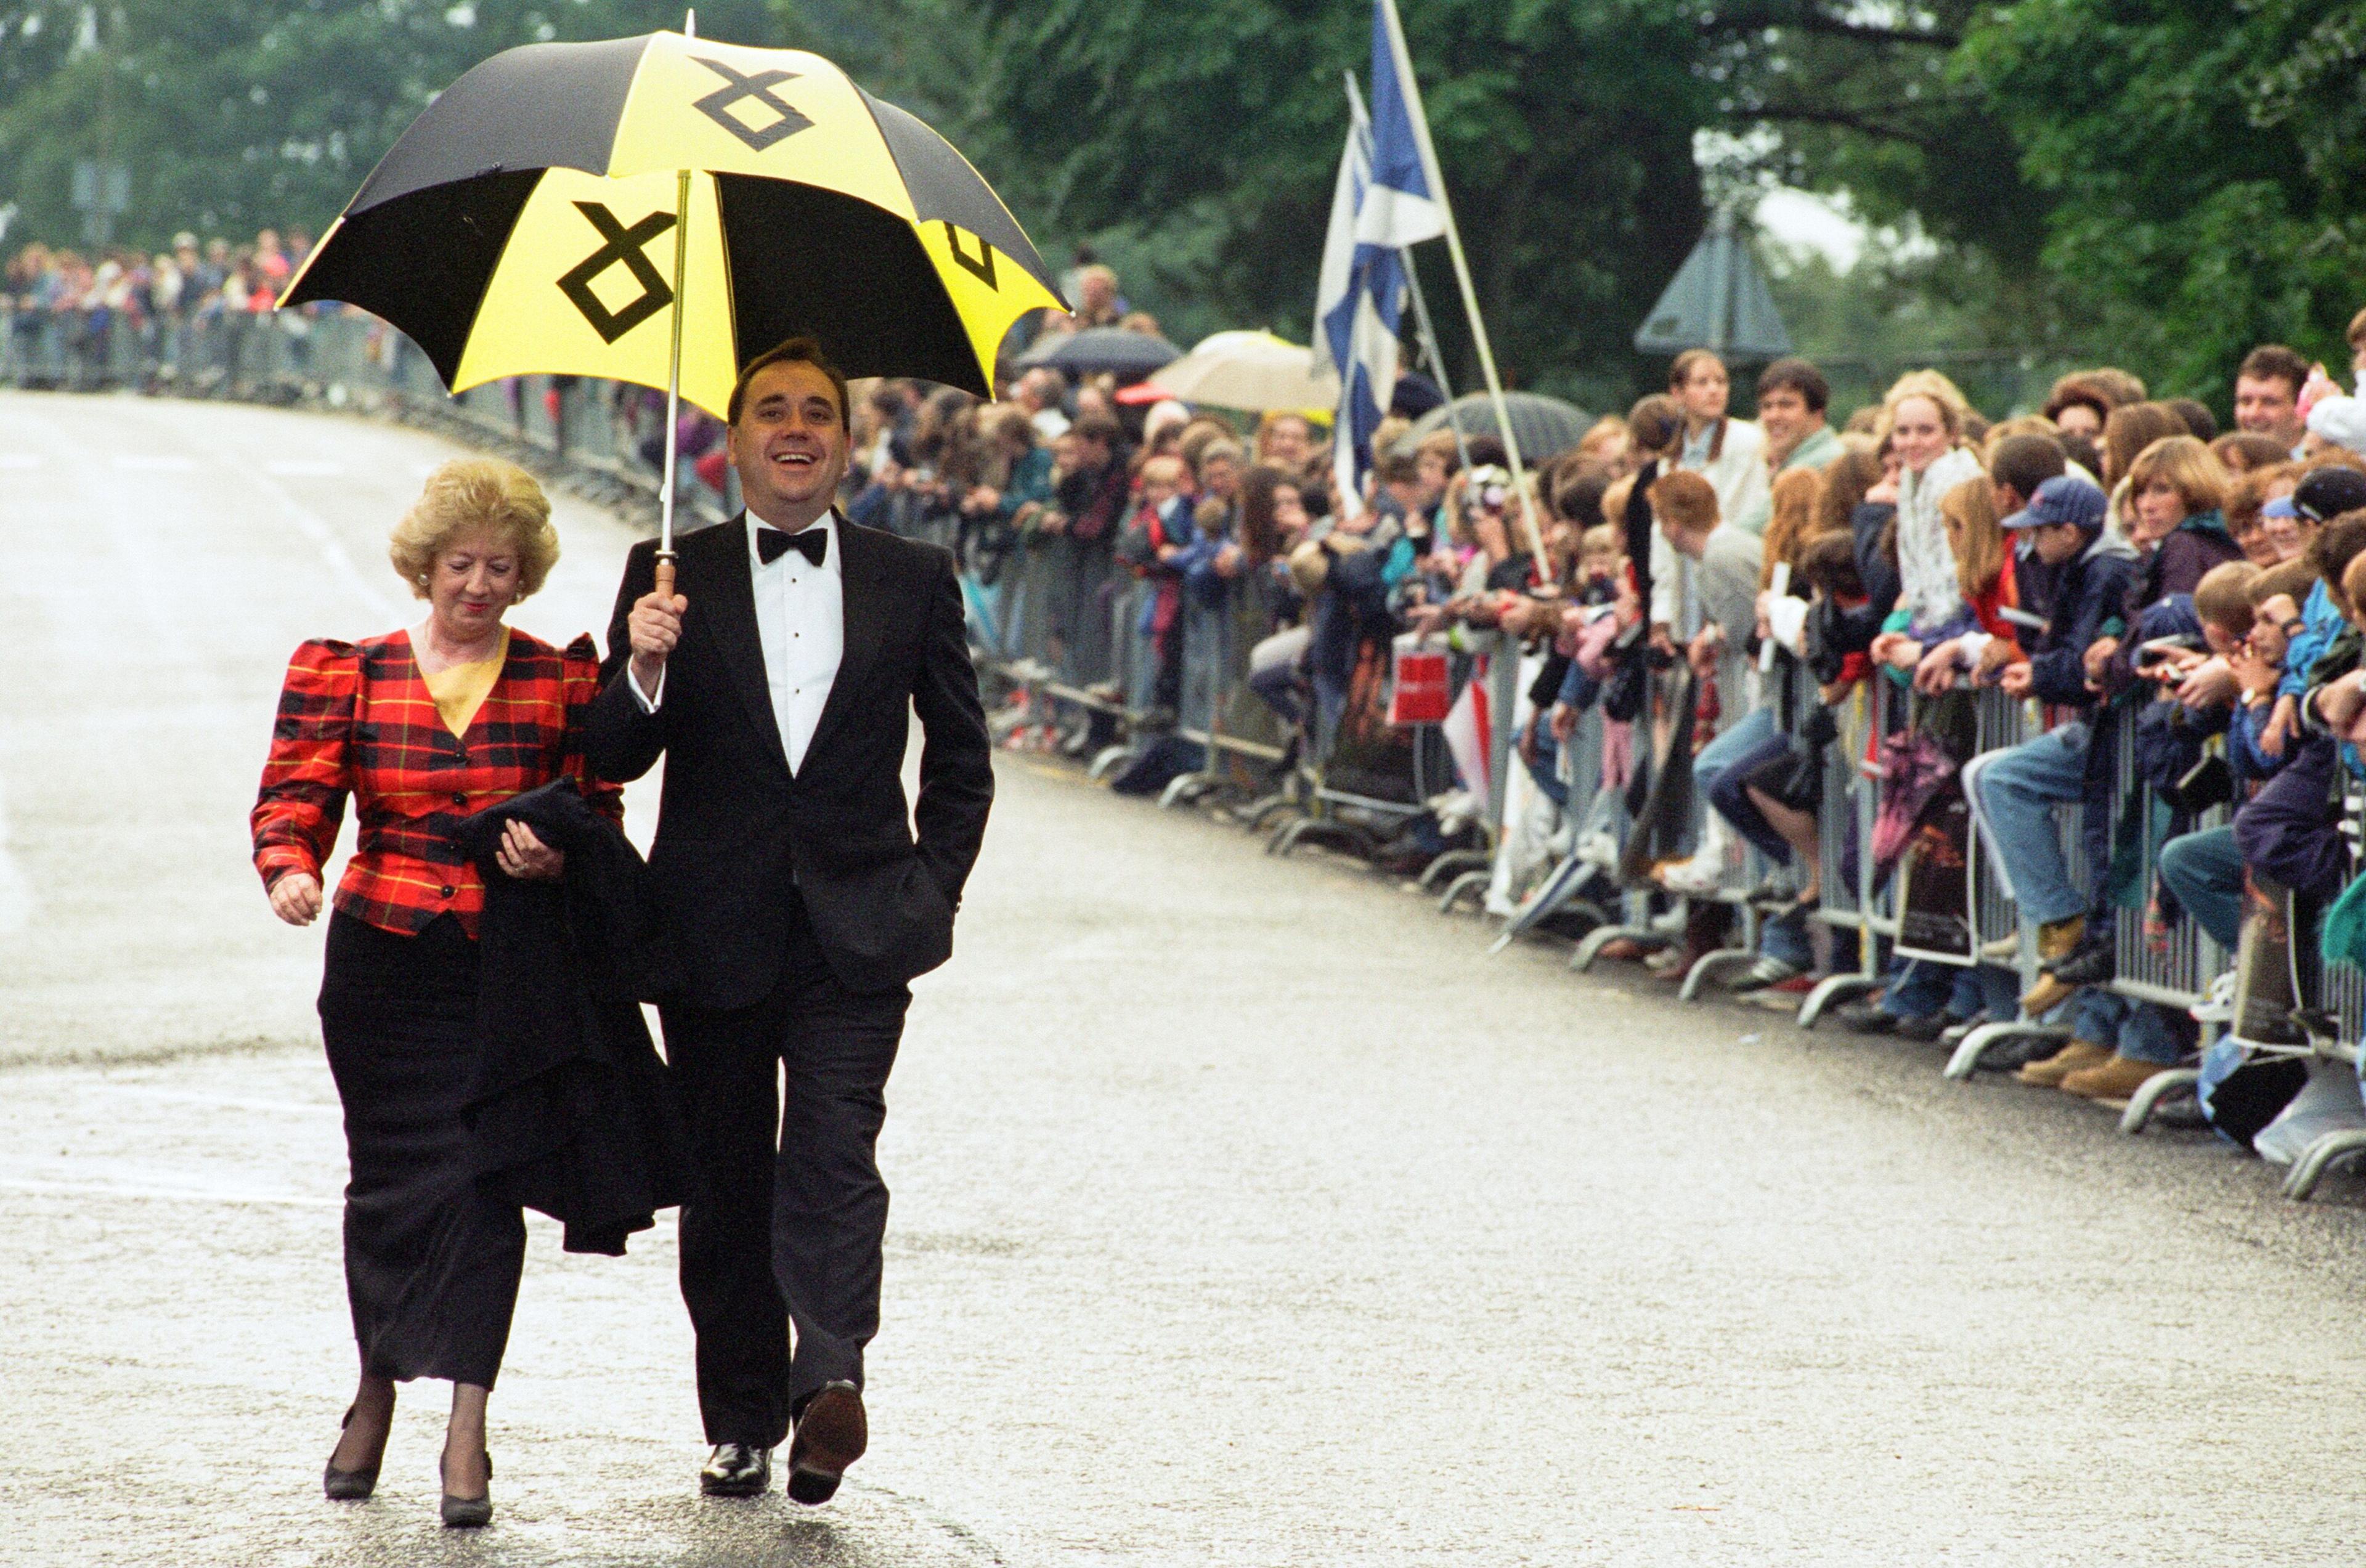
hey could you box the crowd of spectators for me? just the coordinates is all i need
[850,277,2366,1161]
[15,222,2366,1152]
[2,226,320,372]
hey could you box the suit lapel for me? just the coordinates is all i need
[694,514,792,778]
[803,518,887,767]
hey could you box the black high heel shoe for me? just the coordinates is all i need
[439,1447,494,1529]
[323,1405,381,1501]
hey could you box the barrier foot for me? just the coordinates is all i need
[1418,850,1490,892]
[1269,816,1374,860]
[1943,1022,2070,1081]
[2283,1130,2366,1200]
[1677,949,1759,1003]
[1086,744,1132,782]
[2118,1068,2200,1135]
[1157,773,1221,811]
[1797,973,1882,1031]
[1437,869,1491,914]
[1235,792,1299,831]
[1571,924,1658,973]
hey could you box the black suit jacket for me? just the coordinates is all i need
[585,513,993,1005]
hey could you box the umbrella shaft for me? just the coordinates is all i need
[658,168,693,559]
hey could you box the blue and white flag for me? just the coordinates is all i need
[1316,6,1445,515]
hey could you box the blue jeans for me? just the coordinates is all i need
[1696,707,1789,858]
[2158,825,2242,951]
[2071,992,2190,1066]
[1969,723,2092,927]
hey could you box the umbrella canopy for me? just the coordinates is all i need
[282,30,1065,412]
[1147,330,1330,412]
[1397,391,1593,463]
[1017,325,1180,380]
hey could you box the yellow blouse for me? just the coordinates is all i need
[420,627,510,737]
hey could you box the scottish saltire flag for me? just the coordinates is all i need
[1317,7,1445,514]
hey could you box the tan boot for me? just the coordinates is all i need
[2017,1038,2112,1087]
[2034,914,2086,964]
[2019,970,2078,1017]
[2061,1054,2169,1102]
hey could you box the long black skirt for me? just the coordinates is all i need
[319,911,525,1389]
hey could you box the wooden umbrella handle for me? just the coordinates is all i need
[654,551,677,603]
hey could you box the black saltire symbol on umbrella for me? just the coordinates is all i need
[280,19,1067,588]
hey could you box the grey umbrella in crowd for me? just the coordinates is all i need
[1018,324,1181,380]
[1397,389,1592,463]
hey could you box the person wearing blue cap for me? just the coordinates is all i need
[1957,476,2139,1079]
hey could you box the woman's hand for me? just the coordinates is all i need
[1912,640,1961,695]
[2260,693,2297,758]
[1866,473,1900,505]
[2083,635,2120,684]
[1999,661,2035,699]
[268,872,323,927]
[497,820,565,882]
[1870,632,1923,673]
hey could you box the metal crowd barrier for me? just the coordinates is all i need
[1,304,713,528]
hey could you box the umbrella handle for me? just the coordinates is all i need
[655,552,677,603]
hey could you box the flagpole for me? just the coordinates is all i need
[1343,70,1468,474]
[1375,0,1546,573]
[1399,245,1470,472]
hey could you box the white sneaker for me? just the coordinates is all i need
[2251,1059,2366,1166]
[1655,859,1723,897]
[2189,971,2237,1025]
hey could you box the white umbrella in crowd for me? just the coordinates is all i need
[1148,328,1333,412]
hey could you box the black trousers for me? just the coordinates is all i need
[663,895,909,1448]
[318,912,526,1391]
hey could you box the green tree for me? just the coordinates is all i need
[0,1,779,253]
[779,0,1718,412]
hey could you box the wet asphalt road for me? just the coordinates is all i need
[6,392,2366,1565]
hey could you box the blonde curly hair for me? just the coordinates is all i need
[388,457,558,602]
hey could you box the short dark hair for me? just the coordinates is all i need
[2167,397,2218,442]
[2058,429,2104,481]
[728,336,849,429]
[2238,344,2310,397]
[1070,412,1122,449]
[1757,357,1829,415]
[2306,510,2366,590]
[1799,530,1863,598]
[1990,433,2067,501]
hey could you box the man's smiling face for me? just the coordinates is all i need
[729,359,850,527]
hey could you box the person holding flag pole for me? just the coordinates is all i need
[1320,0,1547,571]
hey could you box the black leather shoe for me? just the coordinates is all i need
[1835,999,1896,1035]
[322,1404,381,1501]
[786,1383,867,1506]
[1893,1011,1953,1042]
[439,1449,492,1529]
[699,1443,772,1498]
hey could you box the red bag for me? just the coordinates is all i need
[1388,641,1451,726]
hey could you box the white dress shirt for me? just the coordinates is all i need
[629,510,844,774]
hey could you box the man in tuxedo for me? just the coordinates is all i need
[585,338,993,1506]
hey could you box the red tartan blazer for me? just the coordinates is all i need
[251,628,623,937]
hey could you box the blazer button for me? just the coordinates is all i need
[451,792,467,807]
[441,885,455,898]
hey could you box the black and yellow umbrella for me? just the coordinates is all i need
[282,25,1066,573]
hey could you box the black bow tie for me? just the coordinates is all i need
[757,524,827,568]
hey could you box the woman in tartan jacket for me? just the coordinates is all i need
[250,457,618,1528]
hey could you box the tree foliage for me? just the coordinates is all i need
[0,1,778,249]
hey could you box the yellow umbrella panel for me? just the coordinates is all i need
[283,29,1067,404]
